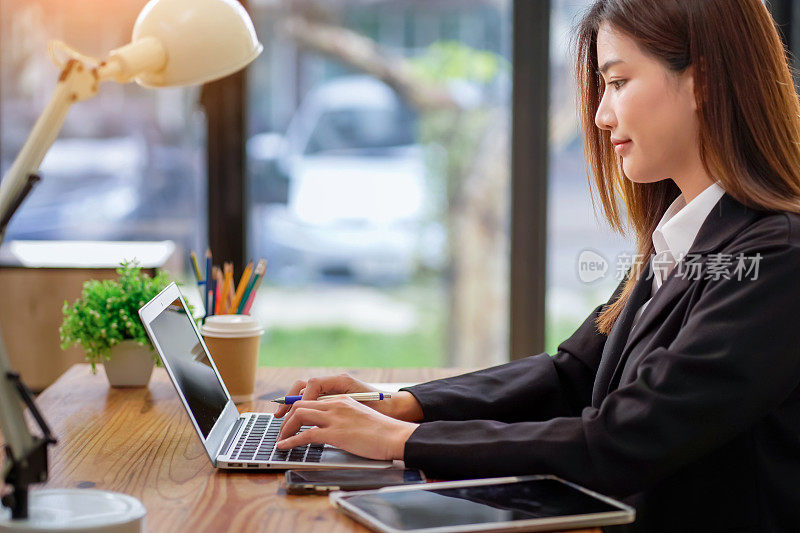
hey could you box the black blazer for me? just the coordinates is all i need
[402,193,800,532]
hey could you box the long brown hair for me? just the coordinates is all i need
[573,0,800,334]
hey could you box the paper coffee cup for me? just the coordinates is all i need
[201,315,264,403]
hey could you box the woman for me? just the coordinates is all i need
[275,0,800,530]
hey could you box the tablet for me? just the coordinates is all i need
[330,475,635,533]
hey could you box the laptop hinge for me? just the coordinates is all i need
[219,417,245,459]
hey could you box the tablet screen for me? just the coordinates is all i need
[343,478,623,530]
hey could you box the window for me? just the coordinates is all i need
[246,0,512,367]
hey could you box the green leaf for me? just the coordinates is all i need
[59,259,176,368]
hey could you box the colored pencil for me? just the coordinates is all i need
[189,251,202,283]
[214,266,224,315]
[204,249,212,320]
[229,261,253,314]
[210,266,220,316]
[190,251,205,314]
[227,269,235,309]
[209,276,217,317]
[242,260,267,315]
[221,262,233,314]
[237,258,266,314]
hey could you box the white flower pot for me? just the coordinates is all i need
[103,340,155,388]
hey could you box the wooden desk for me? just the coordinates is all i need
[34,365,601,533]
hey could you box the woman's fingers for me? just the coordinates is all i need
[276,426,322,450]
[277,400,337,440]
[280,392,322,429]
[273,379,307,418]
[301,373,360,400]
[300,377,325,401]
[276,398,419,460]
[278,373,362,421]
[274,372,386,431]
[276,399,353,448]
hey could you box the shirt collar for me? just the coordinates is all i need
[652,181,726,261]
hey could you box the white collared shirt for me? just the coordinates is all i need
[630,181,726,331]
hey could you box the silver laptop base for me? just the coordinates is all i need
[216,413,391,470]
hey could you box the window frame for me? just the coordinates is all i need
[204,0,551,361]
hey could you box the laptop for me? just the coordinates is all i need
[139,282,393,470]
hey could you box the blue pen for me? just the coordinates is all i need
[271,392,392,405]
[204,249,212,321]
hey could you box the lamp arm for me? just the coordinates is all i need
[0,329,58,519]
[0,55,106,518]
[0,59,100,226]
[0,34,168,224]
[0,334,34,473]
[0,56,100,482]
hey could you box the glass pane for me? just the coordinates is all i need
[547,0,634,354]
[0,0,207,274]
[247,0,512,367]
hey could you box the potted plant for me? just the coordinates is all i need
[60,260,170,387]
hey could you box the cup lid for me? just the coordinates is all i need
[201,314,264,338]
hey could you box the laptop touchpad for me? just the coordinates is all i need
[321,447,386,466]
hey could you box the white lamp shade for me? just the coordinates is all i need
[131,0,263,88]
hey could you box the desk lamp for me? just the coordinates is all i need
[0,0,261,530]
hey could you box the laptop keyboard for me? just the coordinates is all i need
[229,415,323,463]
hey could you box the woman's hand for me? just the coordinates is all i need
[273,373,423,422]
[275,396,419,460]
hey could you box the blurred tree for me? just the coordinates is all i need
[283,13,510,366]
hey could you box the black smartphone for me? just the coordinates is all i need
[285,469,426,494]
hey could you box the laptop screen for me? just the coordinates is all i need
[149,297,229,437]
